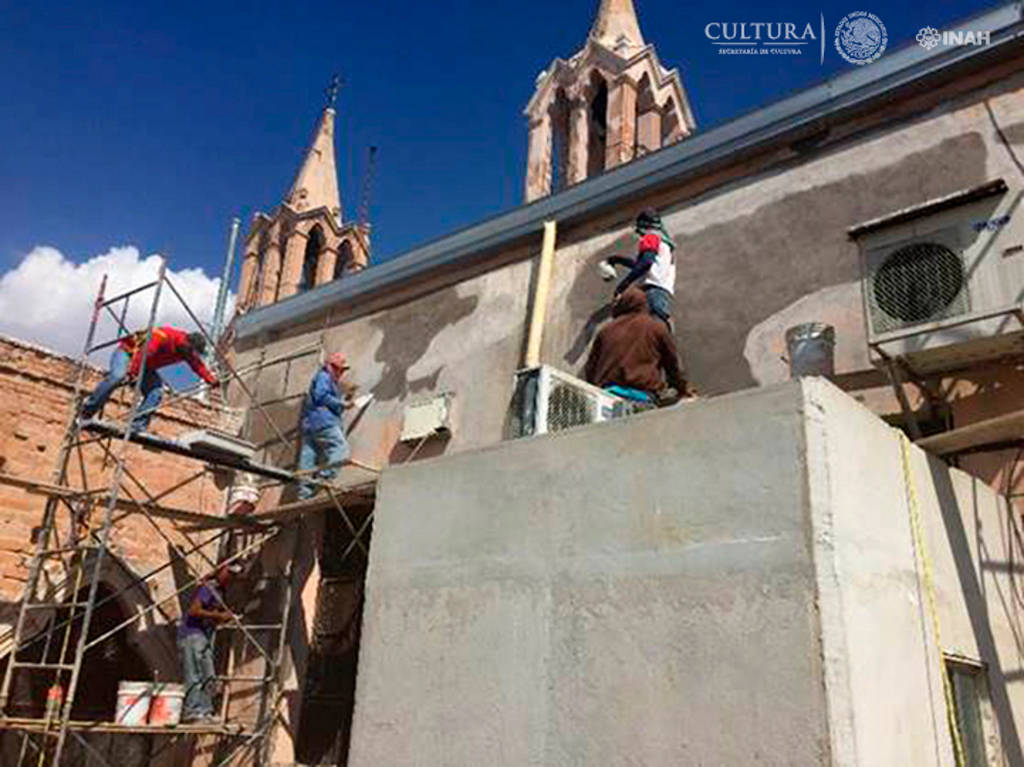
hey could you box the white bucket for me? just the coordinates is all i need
[227,481,260,515]
[115,681,152,726]
[148,682,185,726]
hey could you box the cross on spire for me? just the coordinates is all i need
[287,84,343,220]
[325,73,342,109]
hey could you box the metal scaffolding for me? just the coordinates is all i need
[0,259,377,767]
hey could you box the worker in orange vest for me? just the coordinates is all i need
[81,326,219,433]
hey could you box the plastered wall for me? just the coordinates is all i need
[233,62,1024,478]
[805,377,1024,767]
[350,382,829,766]
[347,378,1024,766]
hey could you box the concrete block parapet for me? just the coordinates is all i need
[347,379,1024,766]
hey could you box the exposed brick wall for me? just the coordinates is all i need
[0,335,232,629]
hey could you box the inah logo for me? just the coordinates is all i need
[916,26,991,50]
[835,11,888,65]
[916,26,942,50]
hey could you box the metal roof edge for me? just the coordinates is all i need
[236,2,1024,341]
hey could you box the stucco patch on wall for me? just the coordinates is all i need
[560,234,636,367]
[745,282,864,386]
[1000,121,1024,145]
[368,286,480,401]
[673,132,987,393]
[663,113,988,237]
[555,133,987,394]
[404,287,524,386]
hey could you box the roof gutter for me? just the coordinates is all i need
[236,2,1024,341]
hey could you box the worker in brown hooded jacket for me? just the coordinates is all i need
[584,286,691,405]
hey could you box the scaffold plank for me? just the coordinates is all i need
[0,472,266,530]
[0,716,255,736]
[80,419,296,481]
[250,467,379,523]
[916,408,1024,456]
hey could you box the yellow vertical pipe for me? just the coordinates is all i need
[525,220,558,368]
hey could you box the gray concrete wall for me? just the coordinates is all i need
[804,378,1024,767]
[232,66,1024,470]
[348,379,1024,766]
[348,382,830,766]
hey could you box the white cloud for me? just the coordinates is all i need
[0,245,234,360]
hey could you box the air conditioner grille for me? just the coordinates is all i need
[871,242,967,332]
[548,383,595,432]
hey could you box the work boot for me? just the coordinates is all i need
[655,388,681,407]
[182,712,217,724]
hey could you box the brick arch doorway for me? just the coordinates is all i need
[1,554,179,766]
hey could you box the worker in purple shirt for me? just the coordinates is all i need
[178,564,235,723]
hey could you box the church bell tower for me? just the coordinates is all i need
[237,80,370,313]
[523,0,696,202]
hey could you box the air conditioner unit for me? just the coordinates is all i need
[856,180,1024,374]
[505,365,627,439]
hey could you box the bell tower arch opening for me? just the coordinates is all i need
[299,225,325,293]
[550,88,572,193]
[661,97,681,147]
[635,72,659,157]
[587,72,609,178]
[334,239,355,281]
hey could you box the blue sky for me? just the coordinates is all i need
[0,0,1002,280]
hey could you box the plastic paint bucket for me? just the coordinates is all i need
[148,682,185,726]
[227,483,260,515]
[115,681,152,726]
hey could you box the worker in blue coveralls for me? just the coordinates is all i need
[297,352,355,500]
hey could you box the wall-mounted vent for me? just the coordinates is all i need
[400,393,453,443]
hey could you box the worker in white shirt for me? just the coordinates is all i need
[598,208,677,326]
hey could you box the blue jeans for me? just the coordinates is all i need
[297,424,351,499]
[82,349,163,432]
[178,632,215,718]
[643,286,673,326]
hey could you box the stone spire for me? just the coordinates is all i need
[286,107,343,225]
[589,0,645,52]
[523,0,695,202]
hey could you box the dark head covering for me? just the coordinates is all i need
[186,332,207,355]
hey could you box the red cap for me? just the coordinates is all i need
[326,352,349,372]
